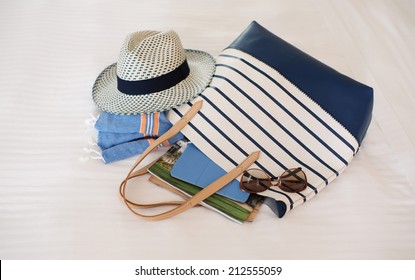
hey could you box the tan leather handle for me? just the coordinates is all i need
[119,100,261,221]
[126,100,204,180]
[119,101,204,211]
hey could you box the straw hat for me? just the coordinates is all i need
[92,30,215,114]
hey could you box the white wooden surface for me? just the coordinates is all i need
[0,0,414,259]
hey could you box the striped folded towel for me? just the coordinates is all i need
[94,111,184,163]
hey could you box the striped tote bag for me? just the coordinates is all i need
[168,21,373,217]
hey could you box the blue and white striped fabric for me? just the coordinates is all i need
[167,21,373,217]
[95,111,184,163]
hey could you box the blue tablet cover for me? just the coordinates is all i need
[170,143,250,203]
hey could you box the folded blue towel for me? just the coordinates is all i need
[94,110,183,163]
[95,111,172,134]
[97,131,155,150]
[101,132,184,164]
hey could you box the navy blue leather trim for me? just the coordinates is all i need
[263,197,287,218]
[117,59,190,95]
[228,21,374,144]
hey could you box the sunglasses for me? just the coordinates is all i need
[240,167,307,194]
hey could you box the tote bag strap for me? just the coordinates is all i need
[119,100,260,221]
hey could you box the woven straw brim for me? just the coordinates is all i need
[92,50,215,115]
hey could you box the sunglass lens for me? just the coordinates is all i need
[279,168,307,193]
[241,169,271,193]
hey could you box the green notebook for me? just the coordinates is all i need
[147,140,263,223]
